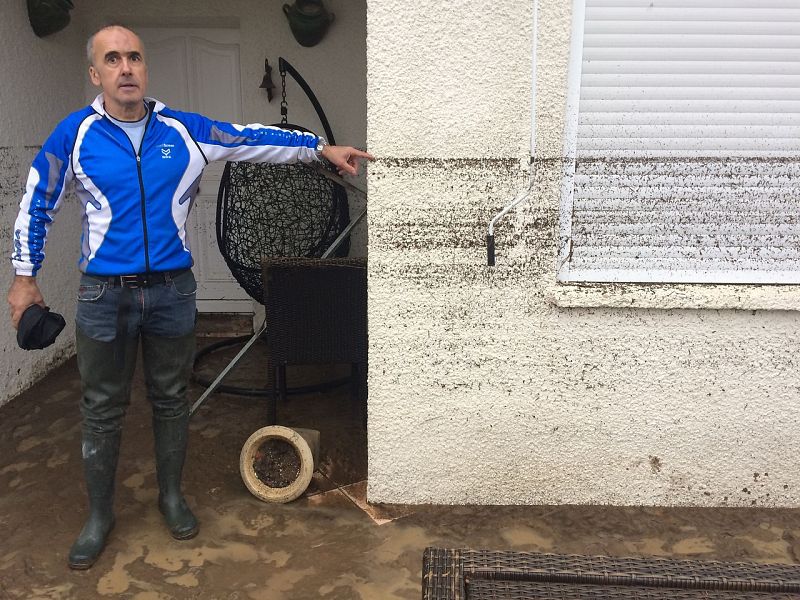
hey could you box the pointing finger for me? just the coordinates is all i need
[351,149,375,161]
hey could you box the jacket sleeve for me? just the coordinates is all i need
[11,121,75,276]
[170,110,322,164]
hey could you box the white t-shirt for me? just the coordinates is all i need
[107,106,149,153]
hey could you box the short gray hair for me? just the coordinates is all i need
[86,24,139,65]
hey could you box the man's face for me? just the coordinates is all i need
[88,27,148,116]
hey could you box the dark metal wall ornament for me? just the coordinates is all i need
[27,0,74,38]
[282,0,335,47]
[259,59,275,102]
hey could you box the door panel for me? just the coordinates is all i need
[144,37,189,110]
[138,28,252,313]
[190,38,242,123]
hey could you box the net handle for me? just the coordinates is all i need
[279,57,337,145]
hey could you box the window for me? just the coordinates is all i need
[558,0,800,284]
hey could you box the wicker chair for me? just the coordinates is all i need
[261,257,367,426]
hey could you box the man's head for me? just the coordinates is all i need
[87,25,148,119]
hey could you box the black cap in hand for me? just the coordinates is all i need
[17,304,66,350]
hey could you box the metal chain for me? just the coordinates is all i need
[280,63,288,125]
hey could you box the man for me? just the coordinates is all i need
[7,24,372,570]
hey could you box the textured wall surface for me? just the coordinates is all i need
[366,0,800,506]
[0,3,85,407]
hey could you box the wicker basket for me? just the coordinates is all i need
[422,548,800,600]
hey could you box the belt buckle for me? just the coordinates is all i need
[120,274,141,288]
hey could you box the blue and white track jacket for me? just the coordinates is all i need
[12,95,321,276]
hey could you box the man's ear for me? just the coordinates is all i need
[88,65,100,86]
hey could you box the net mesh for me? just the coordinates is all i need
[216,154,349,303]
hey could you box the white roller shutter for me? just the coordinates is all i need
[558,0,800,284]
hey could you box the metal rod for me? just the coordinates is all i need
[486,189,531,266]
[189,318,267,416]
[305,162,368,199]
[307,162,368,258]
[279,57,337,144]
[488,190,530,237]
[321,208,367,259]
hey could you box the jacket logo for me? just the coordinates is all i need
[161,148,171,158]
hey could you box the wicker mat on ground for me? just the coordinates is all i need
[422,548,800,599]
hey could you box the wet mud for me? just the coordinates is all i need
[0,338,799,599]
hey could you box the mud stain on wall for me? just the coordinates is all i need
[367,150,800,506]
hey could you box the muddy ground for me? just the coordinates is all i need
[1,336,799,599]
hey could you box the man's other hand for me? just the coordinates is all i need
[7,275,45,329]
[320,146,375,177]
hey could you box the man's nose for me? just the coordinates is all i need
[120,59,133,74]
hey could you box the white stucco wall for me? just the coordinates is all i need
[0,3,86,407]
[366,0,800,506]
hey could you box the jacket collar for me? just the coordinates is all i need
[91,94,166,118]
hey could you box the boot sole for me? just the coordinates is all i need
[68,559,95,570]
[171,525,199,540]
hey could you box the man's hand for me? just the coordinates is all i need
[7,275,45,329]
[320,145,375,177]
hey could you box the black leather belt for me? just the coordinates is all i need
[91,268,191,368]
[91,269,190,288]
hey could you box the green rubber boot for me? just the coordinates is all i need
[143,333,198,540]
[67,431,121,569]
[154,412,199,539]
[68,329,138,570]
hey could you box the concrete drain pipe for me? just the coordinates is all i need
[240,426,321,503]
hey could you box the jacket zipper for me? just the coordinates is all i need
[115,107,154,274]
[104,104,154,274]
[135,152,150,273]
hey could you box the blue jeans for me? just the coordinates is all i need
[75,270,197,434]
[76,270,197,341]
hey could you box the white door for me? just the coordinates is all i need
[138,28,253,313]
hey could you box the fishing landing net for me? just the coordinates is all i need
[216,143,350,304]
[216,56,351,304]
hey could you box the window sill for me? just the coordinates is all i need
[546,281,800,311]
